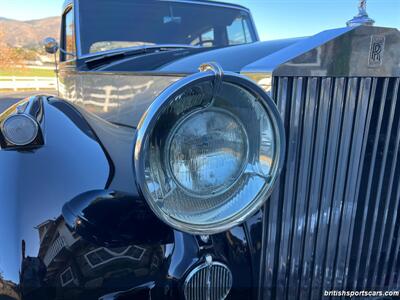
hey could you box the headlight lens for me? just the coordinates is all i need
[135,69,284,234]
[1,114,39,146]
[169,110,248,196]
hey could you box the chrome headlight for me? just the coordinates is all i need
[1,114,39,146]
[134,63,285,234]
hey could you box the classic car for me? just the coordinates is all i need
[0,0,399,299]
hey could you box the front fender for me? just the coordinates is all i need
[0,96,257,300]
[0,96,110,298]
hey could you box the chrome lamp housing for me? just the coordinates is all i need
[134,63,285,234]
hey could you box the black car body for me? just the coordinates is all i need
[1,1,400,300]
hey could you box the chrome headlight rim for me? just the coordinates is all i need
[134,67,285,235]
[1,113,39,146]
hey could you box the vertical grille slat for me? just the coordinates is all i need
[331,77,361,291]
[362,78,397,291]
[353,78,390,290]
[342,78,376,293]
[289,77,319,300]
[261,76,400,300]
[332,78,373,293]
[388,225,400,287]
[262,77,289,300]
[323,77,358,294]
[312,78,346,300]
[378,80,400,289]
[301,77,332,300]
[370,78,400,289]
[278,77,305,300]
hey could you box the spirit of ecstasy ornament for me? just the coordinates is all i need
[347,0,375,27]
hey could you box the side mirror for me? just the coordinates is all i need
[43,37,59,54]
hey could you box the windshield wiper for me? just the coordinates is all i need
[84,44,199,69]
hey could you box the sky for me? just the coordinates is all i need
[0,0,399,40]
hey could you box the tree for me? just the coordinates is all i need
[0,28,24,69]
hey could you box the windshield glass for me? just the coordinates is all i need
[78,0,256,55]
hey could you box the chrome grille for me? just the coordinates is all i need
[260,76,400,299]
[184,261,233,300]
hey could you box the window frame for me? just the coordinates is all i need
[226,15,253,46]
[60,267,75,287]
[60,4,76,62]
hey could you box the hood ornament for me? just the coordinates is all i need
[347,0,375,27]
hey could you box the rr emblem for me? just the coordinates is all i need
[368,35,385,67]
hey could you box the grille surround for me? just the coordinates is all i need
[184,259,233,300]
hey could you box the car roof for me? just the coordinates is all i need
[159,0,250,11]
[63,0,250,13]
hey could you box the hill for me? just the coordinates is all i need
[0,16,61,48]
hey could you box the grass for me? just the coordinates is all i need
[0,68,56,77]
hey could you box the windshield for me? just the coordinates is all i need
[78,0,257,55]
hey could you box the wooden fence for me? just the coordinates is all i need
[0,76,57,91]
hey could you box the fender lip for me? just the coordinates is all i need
[99,281,156,300]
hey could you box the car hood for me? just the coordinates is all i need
[97,39,305,74]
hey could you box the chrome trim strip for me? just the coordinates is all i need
[59,1,77,63]
[74,0,82,58]
[62,0,73,12]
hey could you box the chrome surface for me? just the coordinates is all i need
[199,235,210,243]
[184,256,233,300]
[198,62,224,95]
[59,1,76,63]
[1,114,39,146]
[258,25,400,300]
[347,0,375,27]
[134,67,286,235]
[43,35,76,57]
[242,26,400,77]
[62,0,73,12]
[73,0,82,58]
[261,74,400,300]
[43,37,59,54]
